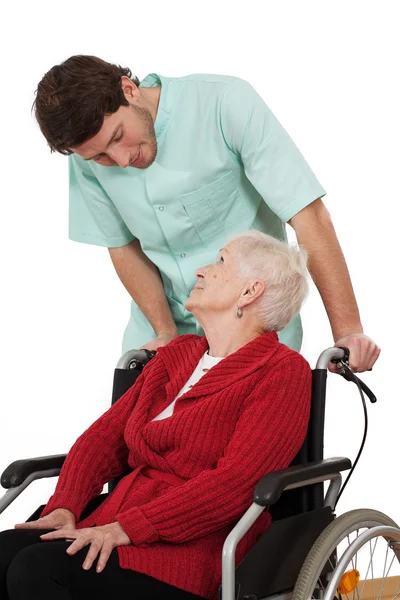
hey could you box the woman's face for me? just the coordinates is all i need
[185,242,242,315]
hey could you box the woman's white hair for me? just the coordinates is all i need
[228,230,309,331]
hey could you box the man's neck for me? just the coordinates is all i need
[140,86,161,123]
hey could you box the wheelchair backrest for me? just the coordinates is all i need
[270,368,327,519]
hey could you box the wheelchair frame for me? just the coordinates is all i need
[1,347,399,600]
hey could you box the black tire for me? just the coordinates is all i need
[293,509,399,600]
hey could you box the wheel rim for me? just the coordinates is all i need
[321,526,400,600]
[307,520,393,599]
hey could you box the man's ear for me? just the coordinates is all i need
[121,76,140,101]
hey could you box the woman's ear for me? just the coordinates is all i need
[238,280,265,308]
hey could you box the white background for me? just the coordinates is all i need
[1,0,399,557]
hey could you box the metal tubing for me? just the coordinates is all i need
[222,502,265,600]
[283,473,340,492]
[316,348,345,370]
[324,474,342,508]
[0,469,61,515]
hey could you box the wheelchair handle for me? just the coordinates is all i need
[116,349,157,370]
[316,347,377,404]
[315,347,347,370]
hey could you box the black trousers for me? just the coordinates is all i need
[0,528,205,600]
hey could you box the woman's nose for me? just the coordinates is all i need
[195,266,207,278]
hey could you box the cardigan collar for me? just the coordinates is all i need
[156,331,280,402]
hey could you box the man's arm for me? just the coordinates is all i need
[108,240,179,350]
[289,199,380,372]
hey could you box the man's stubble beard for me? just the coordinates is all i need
[131,104,158,169]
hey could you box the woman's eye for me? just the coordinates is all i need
[218,256,224,264]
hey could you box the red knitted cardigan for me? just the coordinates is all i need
[41,331,311,599]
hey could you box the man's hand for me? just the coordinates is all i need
[14,508,76,531]
[40,522,131,573]
[329,332,381,373]
[140,330,179,351]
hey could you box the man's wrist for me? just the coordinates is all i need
[334,327,364,342]
[157,328,179,337]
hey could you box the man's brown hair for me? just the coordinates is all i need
[33,55,140,155]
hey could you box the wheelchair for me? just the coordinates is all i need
[1,345,399,600]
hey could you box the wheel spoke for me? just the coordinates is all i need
[371,539,376,600]
[391,582,400,600]
[359,538,378,599]
[378,553,396,600]
[354,582,360,600]
[376,545,394,600]
[348,535,356,571]
[355,532,359,571]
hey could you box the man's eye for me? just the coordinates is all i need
[218,256,224,264]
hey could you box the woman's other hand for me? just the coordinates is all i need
[40,522,131,573]
[14,508,76,531]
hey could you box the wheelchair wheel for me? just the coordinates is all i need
[293,509,400,600]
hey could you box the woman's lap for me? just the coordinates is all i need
[0,528,205,600]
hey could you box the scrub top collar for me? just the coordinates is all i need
[139,73,170,139]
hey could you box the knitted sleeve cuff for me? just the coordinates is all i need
[116,506,159,546]
[40,491,89,521]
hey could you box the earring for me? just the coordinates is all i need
[236,307,243,318]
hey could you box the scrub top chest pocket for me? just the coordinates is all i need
[180,171,250,243]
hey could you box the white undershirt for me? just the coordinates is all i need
[151,351,223,421]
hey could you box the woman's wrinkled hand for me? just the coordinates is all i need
[40,522,132,573]
[14,508,76,531]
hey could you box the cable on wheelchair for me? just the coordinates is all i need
[331,347,377,509]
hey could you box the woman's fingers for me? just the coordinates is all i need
[82,539,103,570]
[40,528,76,540]
[41,524,117,573]
[15,520,46,529]
[96,540,115,573]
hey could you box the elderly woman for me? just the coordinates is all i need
[0,231,312,600]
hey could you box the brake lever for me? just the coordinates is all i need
[332,346,377,403]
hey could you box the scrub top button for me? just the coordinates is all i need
[180,253,186,258]
[158,205,165,211]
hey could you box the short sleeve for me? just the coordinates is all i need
[220,79,326,223]
[69,154,136,248]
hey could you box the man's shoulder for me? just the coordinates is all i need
[163,73,249,94]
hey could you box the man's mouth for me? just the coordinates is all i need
[130,147,142,166]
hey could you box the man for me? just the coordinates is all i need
[34,55,379,372]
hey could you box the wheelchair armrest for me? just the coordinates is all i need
[254,457,352,506]
[1,454,67,489]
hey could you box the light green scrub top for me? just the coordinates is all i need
[69,73,326,353]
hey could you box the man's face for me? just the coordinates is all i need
[71,103,157,169]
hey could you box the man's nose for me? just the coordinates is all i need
[108,149,130,168]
